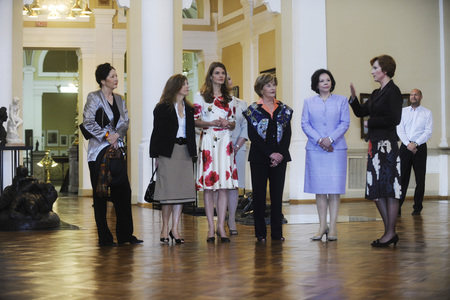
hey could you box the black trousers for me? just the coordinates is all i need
[88,149,134,244]
[399,143,427,212]
[250,162,287,239]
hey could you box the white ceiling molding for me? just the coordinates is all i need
[263,0,280,14]
[182,0,194,10]
[115,0,130,9]
[183,0,211,26]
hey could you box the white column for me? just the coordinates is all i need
[113,29,127,97]
[76,48,97,195]
[136,0,175,203]
[439,154,448,196]
[282,0,327,200]
[0,0,13,109]
[241,0,256,106]
[112,50,126,97]
[0,0,14,188]
[32,93,43,148]
[93,9,116,64]
[438,0,448,147]
[23,66,40,145]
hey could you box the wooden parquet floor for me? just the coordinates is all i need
[0,195,449,300]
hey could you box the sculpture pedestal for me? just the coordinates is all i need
[0,145,33,192]
[68,144,79,193]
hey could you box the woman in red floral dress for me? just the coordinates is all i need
[194,62,238,243]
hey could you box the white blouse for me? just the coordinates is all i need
[174,102,186,138]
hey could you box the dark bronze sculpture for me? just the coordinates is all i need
[0,166,60,230]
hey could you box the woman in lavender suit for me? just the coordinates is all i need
[301,69,350,242]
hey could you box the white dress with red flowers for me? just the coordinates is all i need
[193,93,239,190]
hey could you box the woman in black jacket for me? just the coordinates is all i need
[243,73,293,242]
[150,74,197,244]
[349,55,403,247]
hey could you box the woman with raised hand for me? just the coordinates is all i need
[349,55,403,247]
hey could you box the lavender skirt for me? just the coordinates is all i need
[304,149,347,194]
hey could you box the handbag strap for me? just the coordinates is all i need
[151,158,158,179]
[151,167,157,180]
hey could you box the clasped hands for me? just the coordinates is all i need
[210,117,232,129]
[270,152,283,167]
[106,132,119,149]
[407,142,418,154]
[319,137,334,152]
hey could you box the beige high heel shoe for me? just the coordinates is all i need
[310,227,329,241]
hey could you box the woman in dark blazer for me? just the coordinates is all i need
[150,74,197,244]
[243,73,293,242]
[349,55,403,247]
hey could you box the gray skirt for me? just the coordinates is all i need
[153,144,196,204]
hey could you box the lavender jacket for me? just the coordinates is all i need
[301,94,350,151]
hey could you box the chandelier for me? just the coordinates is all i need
[23,0,92,20]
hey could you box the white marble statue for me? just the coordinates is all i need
[6,97,24,145]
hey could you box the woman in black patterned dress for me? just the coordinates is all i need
[349,55,403,247]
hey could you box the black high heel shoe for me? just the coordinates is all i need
[216,231,230,243]
[371,234,399,247]
[206,236,215,243]
[169,231,185,244]
[160,237,169,244]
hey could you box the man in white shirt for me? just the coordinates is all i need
[396,89,433,216]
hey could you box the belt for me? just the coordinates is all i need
[175,137,187,145]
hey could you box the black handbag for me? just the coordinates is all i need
[79,123,93,140]
[79,107,111,140]
[144,167,157,202]
[108,147,128,187]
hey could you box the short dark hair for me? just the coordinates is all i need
[370,55,396,78]
[254,73,278,97]
[95,63,115,88]
[310,69,336,94]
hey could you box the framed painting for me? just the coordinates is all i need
[359,93,371,139]
[260,68,276,75]
[359,93,410,139]
[402,94,410,107]
[42,130,46,147]
[98,0,110,6]
[231,86,239,98]
[47,130,59,147]
[60,135,68,147]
